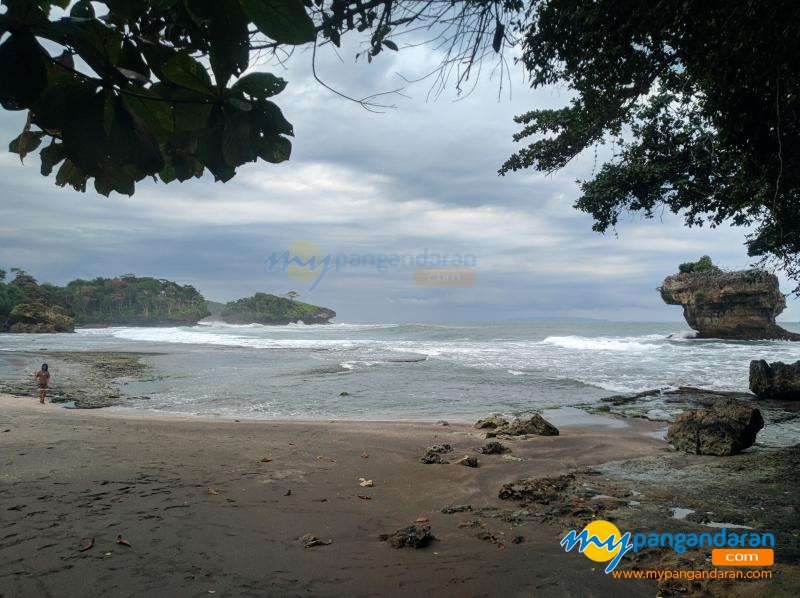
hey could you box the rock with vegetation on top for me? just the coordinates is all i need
[666,398,764,456]
[220,292,335,325]
[7,302,74,333]
[750,360,800,400]
[659,259,799,340]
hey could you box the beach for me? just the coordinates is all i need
[1,334,799,597]
[0,392,671,597]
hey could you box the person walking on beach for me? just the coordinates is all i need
[33,363,50,404]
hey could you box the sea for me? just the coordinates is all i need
[1,320,798,422]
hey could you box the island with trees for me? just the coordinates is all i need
[219,292,336,325]
[1,268,335,332]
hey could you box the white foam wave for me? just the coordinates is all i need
[540,335,661,352]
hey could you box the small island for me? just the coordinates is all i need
[659,256,799,340]
[220,292,335,325]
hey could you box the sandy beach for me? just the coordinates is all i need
[0,393,672,598]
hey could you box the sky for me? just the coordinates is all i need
[1,33,797,323]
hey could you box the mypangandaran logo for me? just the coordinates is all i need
[264,241,477,291]
[561,520,775,574]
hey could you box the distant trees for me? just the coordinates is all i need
[286,290,300,301]
[60,275,209,325]
[0,268,210,329]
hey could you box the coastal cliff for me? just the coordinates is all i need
[660,266,799,340]
[220,293,335,325]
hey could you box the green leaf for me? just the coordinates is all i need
[31,77,95,132]
[45,18,124,80]
[222,110,257,166]
[0,32,48,110]
[160,53,215,95]
[70,0,95,18]
[239,0,316,45]
[9,131,45,162]
[55,159,88,192]
[119,40,151,81]
[40,142,67,176]
[121,85,174,139]
[256,100,294,136]
[231,72,287,99]
[257,135,291,163]
[206,0,251,86]
[382,40,399,51]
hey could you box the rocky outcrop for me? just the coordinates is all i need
[473,414,559,436]
[501,414,560,437]
[750,360,800,400]
[659,269,799,340]
[666,398,764,455]
[6,302,74,333]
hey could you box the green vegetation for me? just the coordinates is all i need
[220,292,334,325]
[1,268,209,330]
[58,275,209,326]
[678,256,719,274]
[0,268,74,332]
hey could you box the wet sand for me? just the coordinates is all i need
[0,394,664,598]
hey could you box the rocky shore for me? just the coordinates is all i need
[0,350,155,408]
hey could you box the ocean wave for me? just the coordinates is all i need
[539,335,662,352]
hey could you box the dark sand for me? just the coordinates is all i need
[0,394,665,598]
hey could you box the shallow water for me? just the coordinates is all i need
[1,319,798,420]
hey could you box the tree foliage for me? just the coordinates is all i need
[500,0,800,289]
[0,269,209,328]
[58,274,209,325]
[678,256,718,275]
[0,0,519,194]
[0,0,316,195]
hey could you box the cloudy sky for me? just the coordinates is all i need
[1,34,797,323]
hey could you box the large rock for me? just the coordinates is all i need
[7,302,74,333]
[501,414,559,437]
[659,269,799,340]
[666,398,764,455]
[750,360,800,400]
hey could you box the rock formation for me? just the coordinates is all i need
[666,398,764,455]
[660,269,799,340]
[473,414,559,436]
[750,360,800,400]
[6,302,74,333]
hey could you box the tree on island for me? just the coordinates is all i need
[1,1,797,287]
[286,290,299,301]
